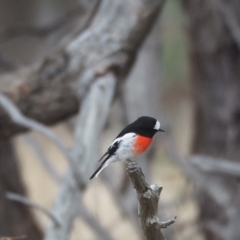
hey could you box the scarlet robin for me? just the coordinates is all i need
[89,116,164,180]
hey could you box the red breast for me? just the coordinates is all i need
[133,135,152,155]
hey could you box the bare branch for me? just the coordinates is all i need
[0,94,70,161]
[126,160,176,240]
[163,131,232,207]
[5,192,61,227]
[6,191,113,239]
[190,155,240,178]
[158,217,177,229]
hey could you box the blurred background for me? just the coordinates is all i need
[0,0,239,240]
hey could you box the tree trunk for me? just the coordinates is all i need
[0,140,42,239]
[183,1,240,240]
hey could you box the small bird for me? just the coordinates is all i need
[89,116,164,180]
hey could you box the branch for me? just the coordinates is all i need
[126,161,176,240]
[162,130,232,207]
[0,93,114,238]
[0,94,70,161]
[190,155,240,179]
[5,192,61,227]
[6,192,113,240]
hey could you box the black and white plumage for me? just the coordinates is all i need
[89,116,164,180]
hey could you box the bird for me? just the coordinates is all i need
[89,116,164,180]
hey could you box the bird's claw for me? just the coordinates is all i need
[126,160,138,173]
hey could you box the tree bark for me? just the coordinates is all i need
[183,1,240,239]
[0,140,42,239]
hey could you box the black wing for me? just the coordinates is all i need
[98,139,120,162]
[90,140,121,180]
[98,152,109,162]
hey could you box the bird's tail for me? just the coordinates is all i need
[89,158,110,180]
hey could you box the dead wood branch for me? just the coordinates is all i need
[0,94,70,161]
[190,155,240,179]
[163,131,232,207]
[5,192,61,227]
[6,191,113,240]
[126,161,176,240]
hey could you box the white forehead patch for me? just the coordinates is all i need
[154,121,160,130]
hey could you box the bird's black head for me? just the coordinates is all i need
[117,116,164,138]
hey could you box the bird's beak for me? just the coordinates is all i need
[158,128,165,132]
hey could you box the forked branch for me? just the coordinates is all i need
[126,161,176,240]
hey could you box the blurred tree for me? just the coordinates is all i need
[0,140,42,239]
[0,0,80,238]
[0,1,44,238]
[0,0,166,239]
[183,1,240,240]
